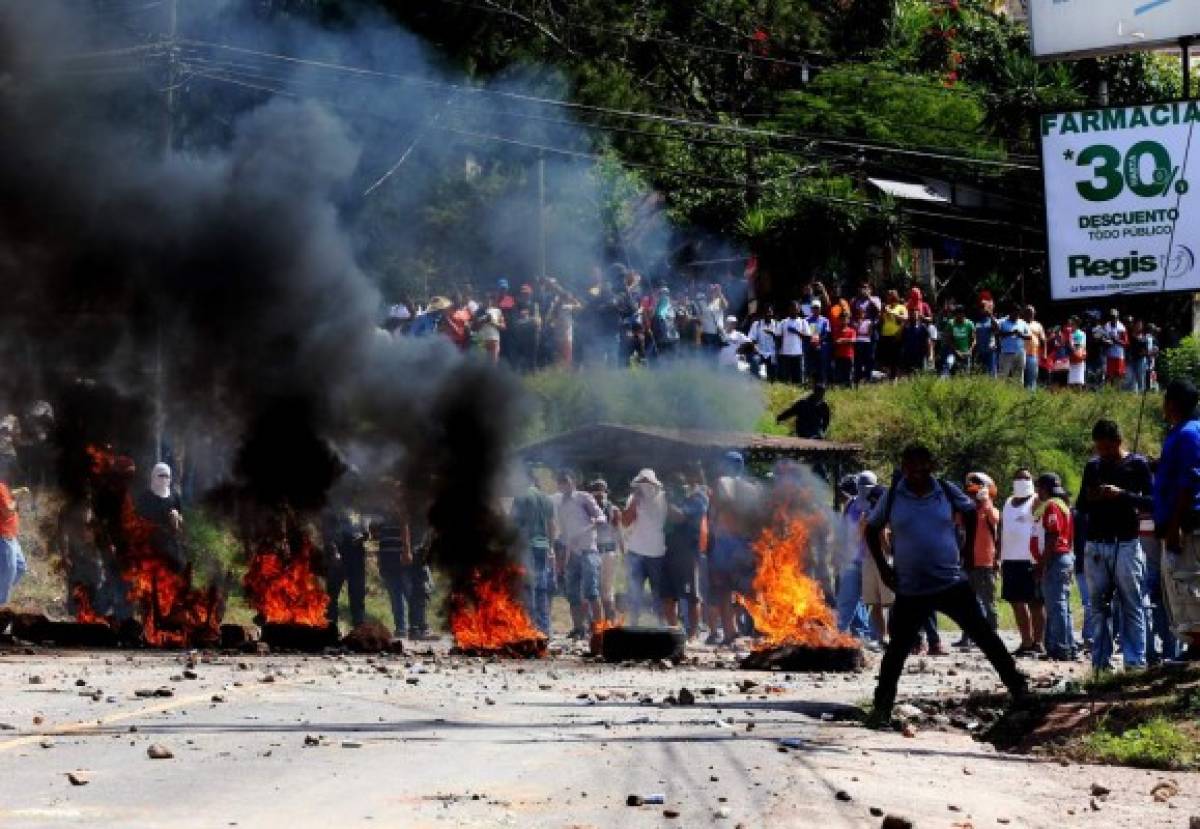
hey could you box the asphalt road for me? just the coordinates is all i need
[0,642,1194,828]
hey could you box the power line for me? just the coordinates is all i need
[911,226,1045,255]
[180,52,861,166]
[179,65,897,214]
[177,51,1008,183]
[901,206,1043,235]
[175,37,1040,171]
[419,0,821,69]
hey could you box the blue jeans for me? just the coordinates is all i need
[626,552,666,625]
[379,563,432,636]
[1125,357,1148,392]
[978,349,998,377]
[1085,540,1148,669]
[565,549,602,604]
[835,561,871,638]
[0,538,25,604]
[1076,568,1095,643]
[1023,355,1039,390]
[1145,557,1181,663]
[525,546,554,635]
[1041,554,1076,659]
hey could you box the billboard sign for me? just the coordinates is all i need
[1030,0,1199,59]
[1041,102,1200,300]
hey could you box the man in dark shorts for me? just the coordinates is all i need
[999,469,1045,656]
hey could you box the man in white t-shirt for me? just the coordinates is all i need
[997,469,1045,656]
[718,316,751,370]
[699,284,728,352]
[621,468,669,625]
[748,305,778,380]
[778,301,809,385]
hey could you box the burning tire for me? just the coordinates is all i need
[592,625,685,663]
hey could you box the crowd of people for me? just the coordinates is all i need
[840,380,1200,725]
[509,452,769,646]
[501,379,1200,727]
[379,268,1168,393]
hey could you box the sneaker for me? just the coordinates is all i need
[910,642,927,656]
[862,709,894,731]
[408,631,439,642]
[704,631,723,646]
[1011,644,1035,657]
[952,637,971,649]
[929,642,950,656]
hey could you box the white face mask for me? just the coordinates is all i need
[1011,479,1035,499]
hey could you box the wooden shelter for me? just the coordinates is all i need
[518,423,862,490]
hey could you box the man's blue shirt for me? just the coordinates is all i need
[1153,417,1200,530]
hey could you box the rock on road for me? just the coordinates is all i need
[0,642,1193,828]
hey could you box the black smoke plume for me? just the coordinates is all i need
[0,2,538,629]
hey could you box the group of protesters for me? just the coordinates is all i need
[379,267,1165,393]
[836,382,1200,721]
[510,451,789,647]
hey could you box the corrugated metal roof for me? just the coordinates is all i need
[867,177,950,204]
[520,423,861,458]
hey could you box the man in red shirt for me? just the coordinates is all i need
[1032,473,1076,661]
[0,482,26,604]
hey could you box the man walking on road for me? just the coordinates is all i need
[864,445,1027,727]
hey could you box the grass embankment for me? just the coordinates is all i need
[766,375,1162,493]
[996,666,1200,771]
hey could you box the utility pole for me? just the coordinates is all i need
[155,0,178,465]
[538,155,547,280]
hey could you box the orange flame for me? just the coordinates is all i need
[71,584,108,626]
[242,540,328,626]
[78,445,222,647]
[591,616,621,636]
[450,567,543,652]
[738,514,856,649]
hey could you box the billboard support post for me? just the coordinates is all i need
[1185,38,1193,101]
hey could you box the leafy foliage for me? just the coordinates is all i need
[763,376,1162,492]
[1086,717,1198,770]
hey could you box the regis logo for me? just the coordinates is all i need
[1134,0,1172,14]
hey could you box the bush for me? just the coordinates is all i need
[1086,716,1197,770]
[766,376,1161,493]
[1159,336,1200,386]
